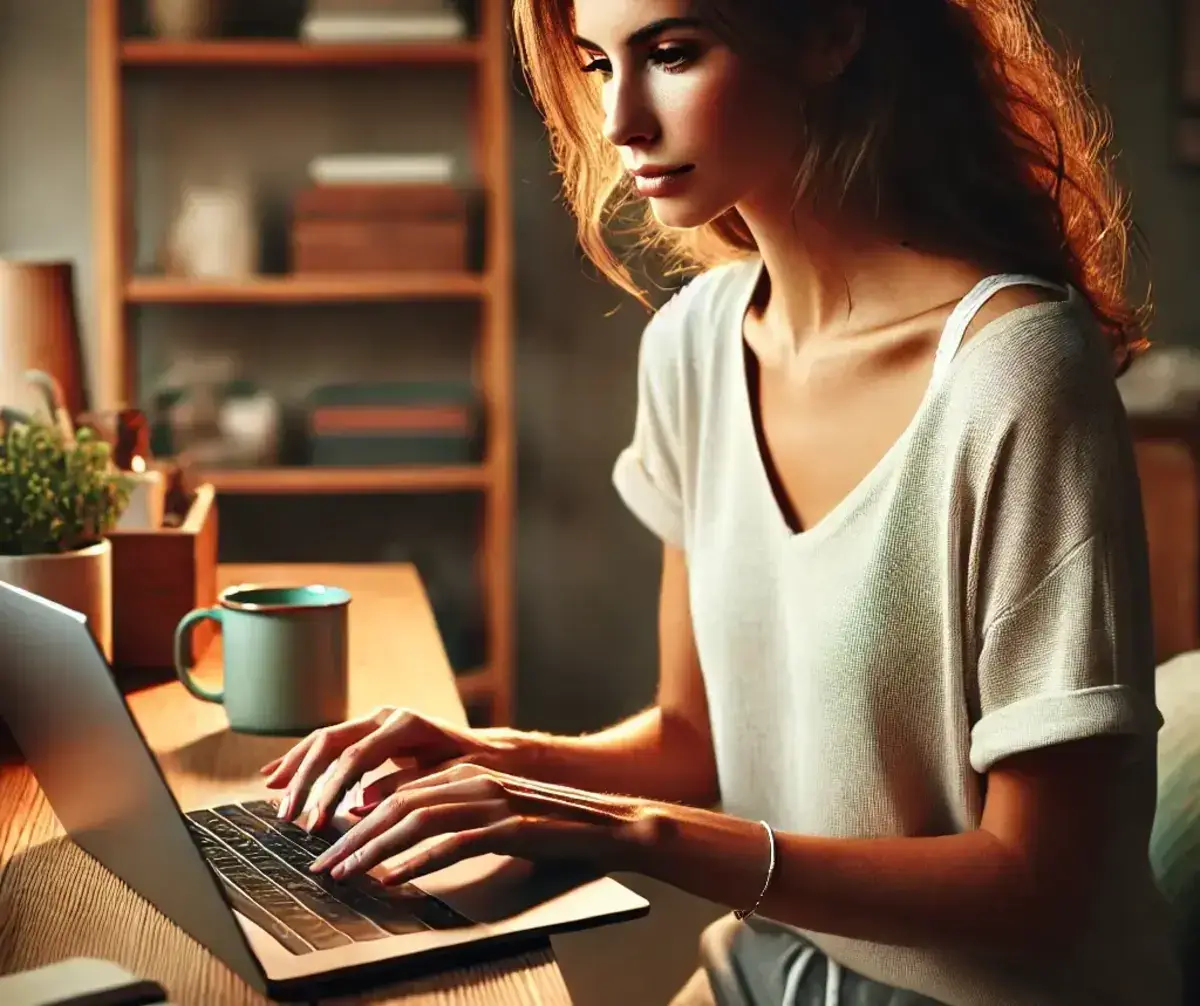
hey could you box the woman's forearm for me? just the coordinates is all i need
[634,805,1074,959]
[482,706,720,807]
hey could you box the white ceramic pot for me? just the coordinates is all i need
[147,0,222,39]
[0,540,113,661]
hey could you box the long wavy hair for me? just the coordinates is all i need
[512,0,1149,373]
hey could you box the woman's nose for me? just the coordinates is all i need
[602,75,658,149]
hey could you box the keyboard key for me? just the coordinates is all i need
[216,875,314,955]
[226,807,430,936]
[239,802,473,931]
[201,807,389,944]
[186,816,350,952]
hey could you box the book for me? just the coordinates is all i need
[300,12,467,42]
[307,153,457,186]
[309,0,456,13]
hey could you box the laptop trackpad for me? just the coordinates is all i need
[408,854,600,924]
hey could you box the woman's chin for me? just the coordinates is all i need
[645,195,724,231]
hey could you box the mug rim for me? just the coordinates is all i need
[219,582,352,612]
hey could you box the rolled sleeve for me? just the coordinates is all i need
[613,445,684,548]
[612,302,688,548]
[969,535,1160,773]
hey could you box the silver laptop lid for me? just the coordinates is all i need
[0,580,263,991]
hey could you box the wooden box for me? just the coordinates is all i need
[290,183,470,274]
[108,483,219,673]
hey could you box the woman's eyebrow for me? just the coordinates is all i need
[574,16,705,53]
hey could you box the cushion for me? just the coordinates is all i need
[1152,651,1200,1002]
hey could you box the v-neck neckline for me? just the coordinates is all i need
[733,262,1068,544]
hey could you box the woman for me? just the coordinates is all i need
[262,1,1182,1002]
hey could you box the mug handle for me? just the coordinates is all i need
[174,607,225,703]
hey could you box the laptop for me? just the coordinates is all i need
[0,581,649,1001]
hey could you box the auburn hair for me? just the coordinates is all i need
[511,0,1149,373]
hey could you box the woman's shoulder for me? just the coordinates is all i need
[928,287,1139,515]
[941,285,1119,426]
[637,257,761,375]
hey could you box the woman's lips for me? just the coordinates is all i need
[632,165,695,198]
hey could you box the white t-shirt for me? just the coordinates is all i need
[612,258,1181,1005]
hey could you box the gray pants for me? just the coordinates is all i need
[694,915,945,1006]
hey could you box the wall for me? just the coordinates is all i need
[0,0,1193,744]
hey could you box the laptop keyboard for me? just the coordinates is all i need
[184,799,472,955]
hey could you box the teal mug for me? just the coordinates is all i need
[174,583,351,735]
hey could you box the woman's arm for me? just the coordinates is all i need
[641,733,1123,958]
[309,731,1123,962]
[494,544,720,807]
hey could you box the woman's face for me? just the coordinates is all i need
[573,0,804,229]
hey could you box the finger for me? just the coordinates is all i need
[359,765,442,806]
[259,755,283,776]
[262,734,319,790]
[308,791,408,872]
[278,717,378,821]
[330,801,510,880]
[308,712,422,830]
[383,815,617,886]
[384,768,632,832]
[392,760,486,795]
[379,818,523,886]
[311,775,496,872]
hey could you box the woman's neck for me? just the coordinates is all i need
[735,187,955,362]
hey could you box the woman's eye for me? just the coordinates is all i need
[651,43,698,72]
[580,57,612,77]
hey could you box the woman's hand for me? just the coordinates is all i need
[306,762,659,886]
[258,707,520,830]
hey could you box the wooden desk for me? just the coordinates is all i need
[0,563,571,1005]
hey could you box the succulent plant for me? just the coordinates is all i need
[0,418,134,556]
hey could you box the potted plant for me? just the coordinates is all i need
[0,417,133,660]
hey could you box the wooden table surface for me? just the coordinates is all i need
[0,562,572,1005]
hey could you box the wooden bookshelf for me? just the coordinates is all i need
[89,3,516,726]
[125,272,489,304]
[121,39,485,67]
[196,464,491,495]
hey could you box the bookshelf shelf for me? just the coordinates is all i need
[121,39,485,67]
[125,273,489,304]
[195,464,491,495]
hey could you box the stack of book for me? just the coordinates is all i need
[291,153,470,274]
[304,381,481,467]
[300,0,468,42]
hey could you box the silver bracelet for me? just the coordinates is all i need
[734,820,776,921]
